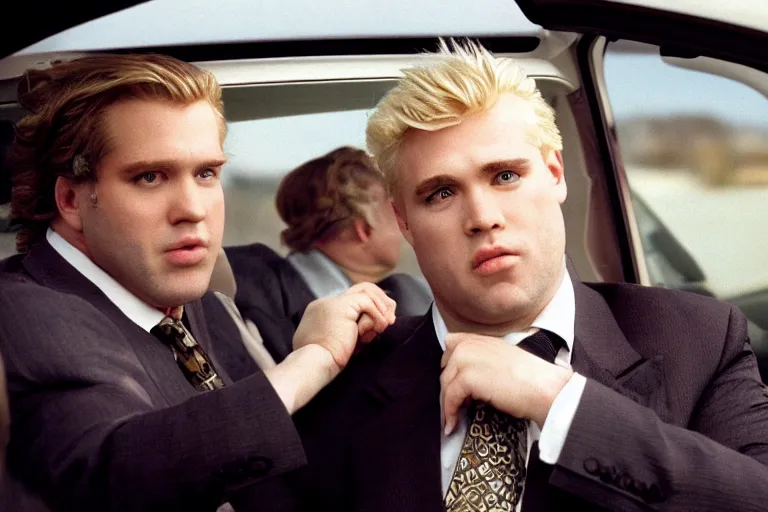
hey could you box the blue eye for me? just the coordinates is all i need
[497,171,519,184]
[134,172,157,184]
[425,188,453,204]
[199,168,217,179]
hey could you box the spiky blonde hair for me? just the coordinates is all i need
[366,39,563,193]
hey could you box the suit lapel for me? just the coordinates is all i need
[520,279,667,512]
[21,240,197,405]
[350,314,446,512]
[570,279,668,417]
[274,258,316,327]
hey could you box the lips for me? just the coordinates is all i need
[164,237,210,266]
[472,246,517,270]
[166,237,208,252]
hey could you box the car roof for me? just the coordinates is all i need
[606,0,768,33]
[15,0,542,56]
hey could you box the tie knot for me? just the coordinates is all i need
[518,329,562,364]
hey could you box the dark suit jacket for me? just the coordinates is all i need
[225,244,313,362]
[200,291,295,381]
[282,277,768,512]
[0,240,306,512]
[225,243,433,363]
[0,352,7,469]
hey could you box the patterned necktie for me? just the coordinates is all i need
[152,306,225,391]
[444,330,562,511]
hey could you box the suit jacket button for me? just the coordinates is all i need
[246,456,273,476]
[583,458,600,475]
[599,465,617,484]
[646,483,663,502]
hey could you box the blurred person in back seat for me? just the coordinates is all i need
[226,146,432,361]
[0,53,395,512]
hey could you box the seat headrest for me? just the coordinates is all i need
[209,248,237,299]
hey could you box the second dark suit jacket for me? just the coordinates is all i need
[225,243,314,361]
[281,277,768,512]
[225,243,434,364]
[0,240,305,512]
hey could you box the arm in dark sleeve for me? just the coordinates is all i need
[0,286,305,512]
[551,307,768,511]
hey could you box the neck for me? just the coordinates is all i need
[314,243,390,284]
[339,264,389,285]
[438,302,542,337]
[50,220,177,313]
[50,219,91,259]
[437,267,564,337]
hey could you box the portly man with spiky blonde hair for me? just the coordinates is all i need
[288,39,768,512]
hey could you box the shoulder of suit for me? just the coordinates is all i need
[0,275,112,326]
[378,315,429,347]
[0,275,130,377]
[225,243,284,267]
[586,280,734,314]
[584,280,743,352]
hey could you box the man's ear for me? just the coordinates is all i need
[392,201,413,246]
[54,176,85,232]
[352,217,371,243]
[547,149,567,204]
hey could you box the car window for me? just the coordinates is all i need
[219,82,427,278]
[218,80,581,282]
[604,41,768,334]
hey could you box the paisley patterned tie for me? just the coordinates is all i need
[444,403,528,511]
[444,330,562,511]
[152,306,225,391]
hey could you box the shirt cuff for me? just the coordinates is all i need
[537,372,587,464]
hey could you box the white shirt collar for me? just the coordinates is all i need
[432,261,575,352]
[286,249,352,299]
[46,228,165,332]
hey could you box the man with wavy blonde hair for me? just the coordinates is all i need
[0,53,396,511]
[288,39,768,512]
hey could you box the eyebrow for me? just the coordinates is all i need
[413,175,456,197]
[119,157,228,175]
[480,158,531,175]
[413,158,532,197]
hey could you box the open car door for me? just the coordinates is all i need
[516,0,768,377]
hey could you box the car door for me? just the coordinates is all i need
[515,0,768,377]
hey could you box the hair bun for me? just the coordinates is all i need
[17,68,56,114]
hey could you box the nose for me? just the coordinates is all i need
[463,187,505,236]
[168,175,207,225]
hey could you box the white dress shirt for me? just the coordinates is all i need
[46,228,164,332]
[433,264,588,506]
[286,249,351,300]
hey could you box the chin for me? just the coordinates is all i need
[473,287,529,315]
[159,279,210,306]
